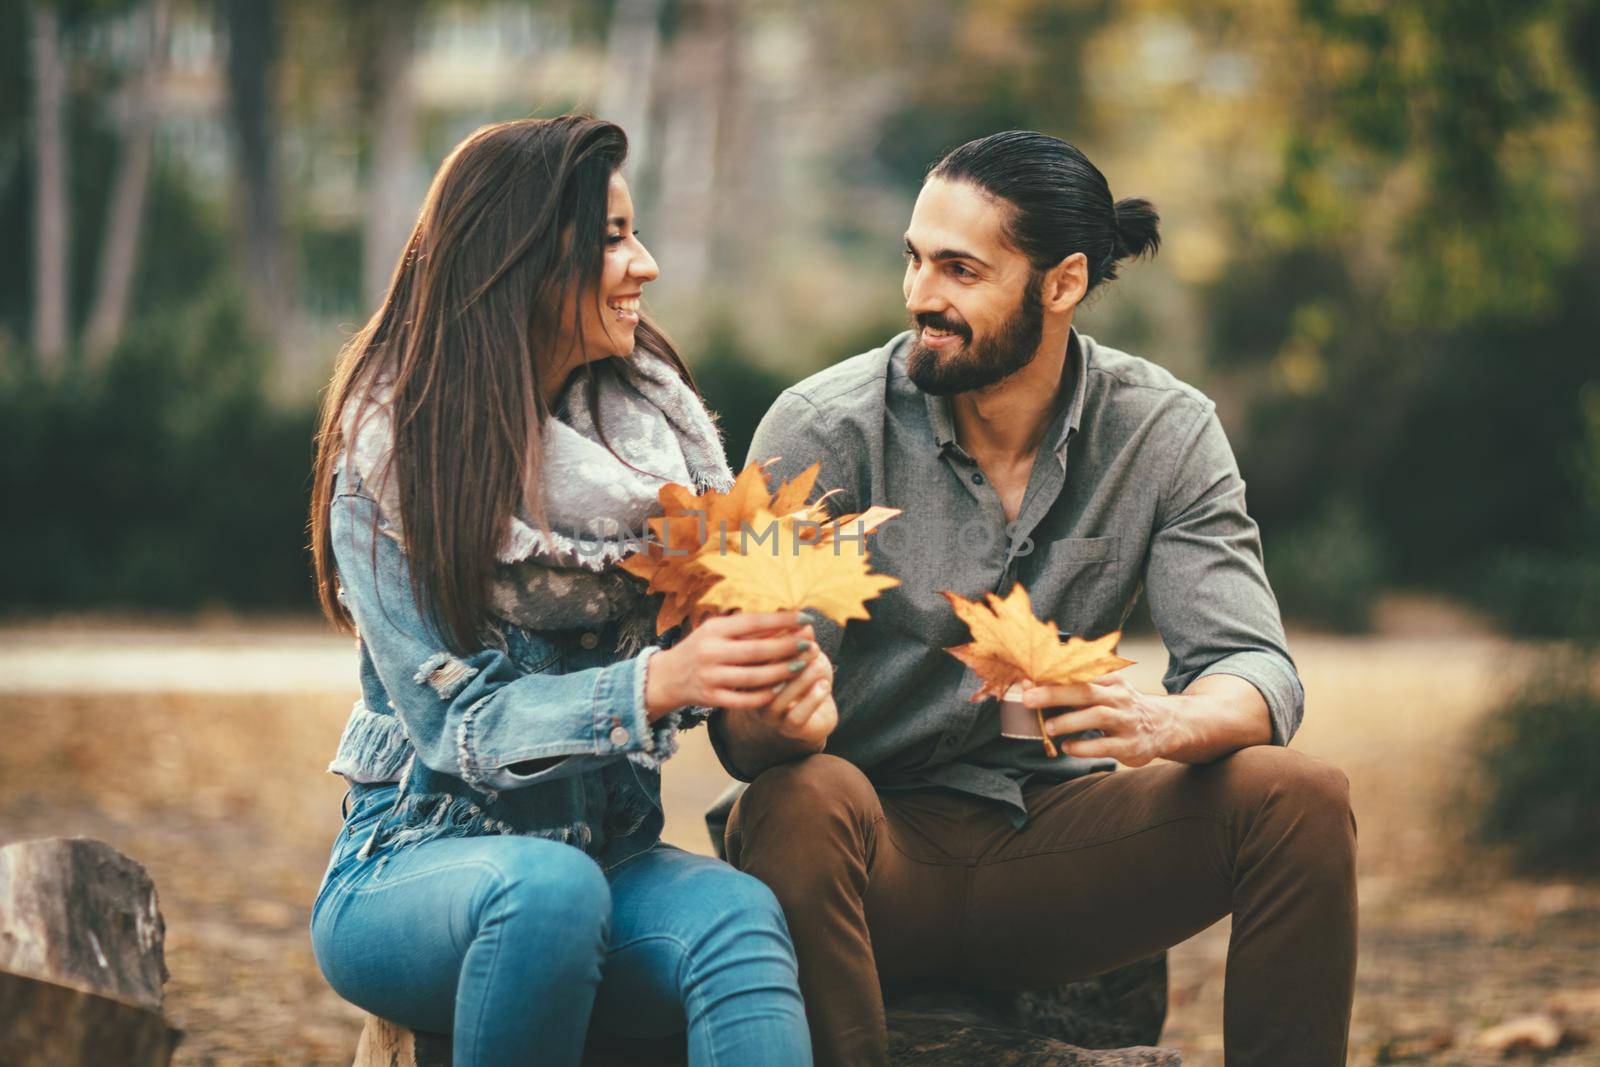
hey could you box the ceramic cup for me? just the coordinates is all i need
[998,683,1043,739]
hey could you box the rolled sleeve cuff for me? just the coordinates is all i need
[1196,651,1304,746]
[601,644,657,756]
[461,647,663,792]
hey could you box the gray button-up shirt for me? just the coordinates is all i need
[732,328,1303,823]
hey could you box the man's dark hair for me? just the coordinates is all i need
[930,130,1160,292]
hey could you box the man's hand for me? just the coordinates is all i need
[711,647,838,778]
[1020,673,1181,767]
[751,650,837,746]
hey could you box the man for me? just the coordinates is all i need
[709,131,1357,1066]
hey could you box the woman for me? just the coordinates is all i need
[307,116,835,1066]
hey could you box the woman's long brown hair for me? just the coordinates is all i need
[309,116,696,654]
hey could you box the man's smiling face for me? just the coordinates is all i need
[902,177,1045,396]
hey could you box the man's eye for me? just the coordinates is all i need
[950,263,973,278]
[902,250,919,264]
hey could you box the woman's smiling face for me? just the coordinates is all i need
[560,171,659,366]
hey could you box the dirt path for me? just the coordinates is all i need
[1,629,1595,1064]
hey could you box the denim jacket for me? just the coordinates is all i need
[325,462,699,870]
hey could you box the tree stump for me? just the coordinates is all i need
[0,837,181,1067]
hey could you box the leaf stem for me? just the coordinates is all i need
[1034,704,1058,758]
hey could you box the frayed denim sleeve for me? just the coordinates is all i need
[330,491,662,793]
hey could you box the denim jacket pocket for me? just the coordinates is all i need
[503,626,561,675]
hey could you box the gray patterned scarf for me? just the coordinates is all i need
[342,351,734,651]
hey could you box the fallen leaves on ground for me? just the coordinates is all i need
[620,461,900,630]
[941,582,1133,757]
[1472,1012,1580,1056]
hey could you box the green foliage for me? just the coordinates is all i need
[1473,654,1600,875]
[1281,0,1574,327]
[863,0,1114,186]
[0,288,317,612]
[1476,552,1600,640]
[1263,500,1387,632]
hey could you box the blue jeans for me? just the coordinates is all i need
[311,784,812,1067]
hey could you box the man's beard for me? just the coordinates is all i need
[906,272,1044,396]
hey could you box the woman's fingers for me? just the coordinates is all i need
[709,653,815,691]
[713,630,815,665]
[710,686,785,712]
[709,611,807,639]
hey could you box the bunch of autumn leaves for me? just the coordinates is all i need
[621,462,1132,755]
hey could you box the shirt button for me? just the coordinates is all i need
[580,631,600,650]
[609,725,631,747]
[971,471,985,485]
[942,734,961,748]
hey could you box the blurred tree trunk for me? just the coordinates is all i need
[357,0,420,308]
[29,1,69,373]
[85,0,173,362]
[600,0,662,185]
[653,0,739,302]
[220,0,294,359]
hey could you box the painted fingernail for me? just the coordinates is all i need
[796,639,812,652]
[789,660,805,673]
[814,680,828,693]
[797,610,818,625]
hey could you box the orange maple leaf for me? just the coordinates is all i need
[619,461,899,633]
[697,510,900,625]
[941,583,1134,756]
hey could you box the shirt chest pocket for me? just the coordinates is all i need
[1032,535,1126,635]
[1056,535,1119,564]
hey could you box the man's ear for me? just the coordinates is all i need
[1042,252,1089,314]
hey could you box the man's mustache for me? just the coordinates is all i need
[913,311,972,343]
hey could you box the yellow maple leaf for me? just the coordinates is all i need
[619,461,894,633]
[697,510,900,625]
[942,583,1134,756]
[768,462,821,517]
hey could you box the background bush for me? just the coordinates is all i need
[1473,653,1600,875]
[0,288,317,613]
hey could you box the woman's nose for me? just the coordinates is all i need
[631,244,660,283]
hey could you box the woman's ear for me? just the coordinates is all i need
[1042,252,1089,314]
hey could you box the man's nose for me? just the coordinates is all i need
[904,267,943,316]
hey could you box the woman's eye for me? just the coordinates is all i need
[606,233,624,246]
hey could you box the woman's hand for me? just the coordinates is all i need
[749,648,837,747]
[644,611,817,720]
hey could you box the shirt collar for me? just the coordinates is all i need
[924,327,1088,462]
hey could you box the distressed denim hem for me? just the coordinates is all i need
[326,700,412,785]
